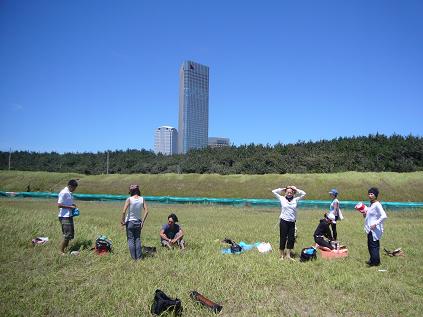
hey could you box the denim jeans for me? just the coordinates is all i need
[367,232,380,265]
[126,220,142,260]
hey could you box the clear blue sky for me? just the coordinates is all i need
[1,0,422,153]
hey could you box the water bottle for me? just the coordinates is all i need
[72,208,80,217]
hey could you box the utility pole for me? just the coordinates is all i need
[106,151,109,174]
[8,148,11,170]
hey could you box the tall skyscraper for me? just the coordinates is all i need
[178,60,209,154]
[154,126,178,155]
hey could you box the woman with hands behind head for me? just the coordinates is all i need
[272,185,306,260]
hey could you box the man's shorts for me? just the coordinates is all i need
[59,217,74,240]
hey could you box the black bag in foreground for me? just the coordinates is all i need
[300,247,317,262]
[190,290,222,314]
[151,289,182,316]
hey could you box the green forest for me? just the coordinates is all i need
[1,134,422,175]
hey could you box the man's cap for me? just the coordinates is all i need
[329,188,338,196]
[129,184,139,190]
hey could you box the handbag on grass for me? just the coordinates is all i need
[151,289,182,316]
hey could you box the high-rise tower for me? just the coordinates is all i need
[178,60,209,154]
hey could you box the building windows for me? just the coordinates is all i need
[154,126,178,155]
[178,60,209,154]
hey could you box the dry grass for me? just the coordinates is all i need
[1,170,423,201]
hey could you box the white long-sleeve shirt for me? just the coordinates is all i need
[272,188,306,222]
[364,201,388,241]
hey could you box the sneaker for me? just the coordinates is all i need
[366,261,380,267]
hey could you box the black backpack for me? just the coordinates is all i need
[151,289,183,316]
[300,247,317,262]
[95,236,112,253]
[222,238,243,253]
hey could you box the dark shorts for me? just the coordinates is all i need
[59,217,74,240]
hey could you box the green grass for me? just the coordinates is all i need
[1,170,423,201]
[1,198,422,316]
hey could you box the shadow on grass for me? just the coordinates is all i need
[141,246,157,258]
[70,239,92,251]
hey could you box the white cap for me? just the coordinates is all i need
[326,213,336,223]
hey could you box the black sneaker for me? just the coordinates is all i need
[366,261,380,267]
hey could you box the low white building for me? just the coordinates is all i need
[154,126,178,155]
[208,137,230,148]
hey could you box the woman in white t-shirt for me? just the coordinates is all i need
[272,185,306,260]
[120,184,149,260]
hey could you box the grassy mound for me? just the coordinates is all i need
[1,170,423,201]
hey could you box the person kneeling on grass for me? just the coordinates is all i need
[160,213,185,250]
[313,213,336,251]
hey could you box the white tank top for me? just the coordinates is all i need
[329,198,339,215]
[126,196,144,222]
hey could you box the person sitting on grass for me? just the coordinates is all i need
[313,213,336,251]
[160,213,185,250]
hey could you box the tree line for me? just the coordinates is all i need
[1,134,422,175]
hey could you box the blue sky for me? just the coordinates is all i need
[1,0,422,153]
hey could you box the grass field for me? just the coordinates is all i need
[1,198,422,316]
[1,170,423,201]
